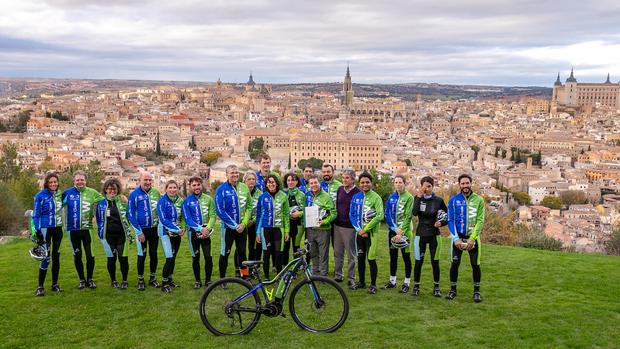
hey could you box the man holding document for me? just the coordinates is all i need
[304,175,336,276]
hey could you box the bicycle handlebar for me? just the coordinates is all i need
[293,239,310,258]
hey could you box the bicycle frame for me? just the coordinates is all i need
[231,255,316,310]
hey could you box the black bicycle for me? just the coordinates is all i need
[199,243,349,335]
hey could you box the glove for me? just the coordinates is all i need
[34,230,44,245]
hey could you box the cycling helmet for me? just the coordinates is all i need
[29,245,48,262]
[390,235,410,249]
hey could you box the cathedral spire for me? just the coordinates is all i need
[554,72,562,86]
[566,67,577,83]
[605,73,611,84]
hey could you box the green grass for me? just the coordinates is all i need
[1,231,619,349]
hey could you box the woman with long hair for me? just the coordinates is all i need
[256,175,289,279]
[32,172,64,296]
[96,179,132,289]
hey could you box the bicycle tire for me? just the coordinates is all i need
[288,275,349,333]
[199,277,261,336]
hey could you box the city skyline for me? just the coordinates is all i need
[1,0,619,86]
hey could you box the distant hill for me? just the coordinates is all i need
[273,82,551,100]
[0,77,550,100]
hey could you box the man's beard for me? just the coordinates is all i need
[461,188,471,195]
[323,175,332,182]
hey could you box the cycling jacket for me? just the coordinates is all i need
[157,194,185,235]
[350,190,384,235]
[305,189,336,230]
[127,186,160,237]
[256,190,290,245]
[321,178,342,205]
[384,190,413,235]
[32,189,63,230]
[255,170,283,192]
[62,186,104,231]
[182,192,216,232]
[447,192,485,242]
[215,181,252,229]
[96,196,132,240]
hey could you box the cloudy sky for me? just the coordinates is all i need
[1,0,619,86]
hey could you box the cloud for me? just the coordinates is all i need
[0,0,619,85]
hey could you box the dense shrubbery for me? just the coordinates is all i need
[605,225,620,256]
[515,225,563,251]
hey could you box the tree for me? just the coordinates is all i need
[605,225,620,256]
[248,137,264,160]
[559,190,589,206]
[155,131,161,156]
[0,143,20,180]
[471,144,480,161]
[501,149,507,159]
[189,136,197,151]
[210,180,222,194]
[540,195,562,210]
[8,169,39,209]
[494,146,500,158]
[200,151,222,166]
[370,169,393,203]
[0,181,25,235]
[482,210,518,245]
[403,158,412,167]
[15,110,31,133]
[59,160,105,190]
[50,110,68,121]
[297,157,323,170]
[512,191,531,206]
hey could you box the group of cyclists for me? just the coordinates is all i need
[31,153,485,303]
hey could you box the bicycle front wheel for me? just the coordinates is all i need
[289,276,349,333]
[199,278,261,336]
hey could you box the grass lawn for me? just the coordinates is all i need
[1,230,619,349]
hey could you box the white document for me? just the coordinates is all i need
[304,205,320,228]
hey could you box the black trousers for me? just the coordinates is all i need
[450,240,481,287]
[106,234,129,282]
[162,234,181,284]
[388,230,412,279]
[262,228,282,279]
[38,226,63,287]
[190,230,212,283]
[414,235,440,284]
[69,229,94,281]
[219,228,247,278]
[137,227,158,278]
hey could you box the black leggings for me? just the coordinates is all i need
[219,228,247,278]
[356,234,377,287]
[162,235,181,284]
[38,226,63,287]
[247,225,262,261]
[450,240,481,287]
[414,235,440,284]
[262,228,282,279]
[190,231,212,283]
[281,221,302,267]
[137,227,158,278]
[106,234,128,282]
[70,229,94,281]
[388,230,412,278]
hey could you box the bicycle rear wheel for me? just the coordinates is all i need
[289,276,349,333]
[199,278,261,335]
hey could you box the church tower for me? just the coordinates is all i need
[343,64,354,107]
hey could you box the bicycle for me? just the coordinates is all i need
[199,243,349,335]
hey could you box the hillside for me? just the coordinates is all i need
[1,236,618,348]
